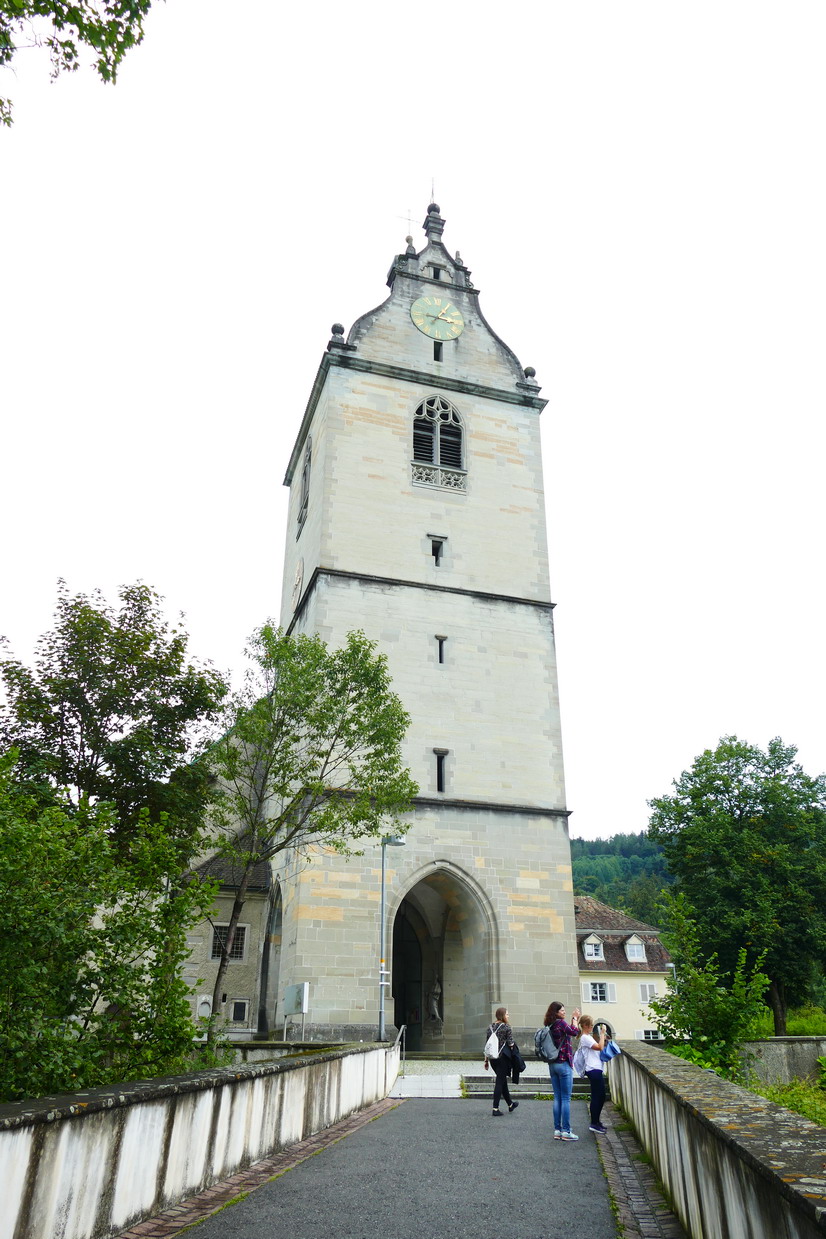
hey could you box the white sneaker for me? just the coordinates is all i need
[561,1131,579,1141]
[553,1129,562,1139]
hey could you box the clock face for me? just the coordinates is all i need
[410,295,464,340]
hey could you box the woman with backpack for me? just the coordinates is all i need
[483,1006,520,1116]
[543,1000,581,1140]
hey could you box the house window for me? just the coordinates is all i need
[639,982,657,1002]
[585,982,616,1003]
[636,1029,660,1041]
[584,941,604,961]
[626,941,646,962]
[211,924,247,962]
[412,396,466,490]
[231,999,249,1023]
[297,438,311,535]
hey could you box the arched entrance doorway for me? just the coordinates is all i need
[392,865,497,1053]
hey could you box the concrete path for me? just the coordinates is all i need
[118,1062,687,1239]
[187,1098,616,1239]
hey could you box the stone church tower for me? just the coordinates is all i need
[271,204,579,1050]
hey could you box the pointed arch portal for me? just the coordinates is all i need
[392,864,497,1053]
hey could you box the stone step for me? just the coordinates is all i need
[462,1075,606,1099]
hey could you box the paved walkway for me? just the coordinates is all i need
[119,1062,688,1239]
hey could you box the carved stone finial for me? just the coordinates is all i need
[423,203,445,243]
[524,366,536,379]
[331,323,345,337]
[405,234,416,255]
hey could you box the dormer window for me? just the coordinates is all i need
[583,936,604,961]
[431,265,443,280]
[625,936,647,962]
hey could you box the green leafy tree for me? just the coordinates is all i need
[205,624,418,1035]
[0,752,221,1102]
[0,580,227,849]
[1,0,155,126]
[572,830,674,921]
[648,892,769,1081]
[649,736,826,1035]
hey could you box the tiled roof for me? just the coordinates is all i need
[197,851,272,893]
[573,895,660,933]
[574,896,671,974]
[578,940,671,974]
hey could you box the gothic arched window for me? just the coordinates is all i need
[411,397,466,490]
[297,437,311,532]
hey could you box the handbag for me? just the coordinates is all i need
[484,1023,501,1059]
[599,1039,622,1062]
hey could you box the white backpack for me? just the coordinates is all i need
[484,1022,502,1059]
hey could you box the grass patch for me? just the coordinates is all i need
[751,1005,826,1037]
[749,1078,826,1127]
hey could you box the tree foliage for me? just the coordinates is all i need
[571,831,674,923]
[649,736,826,1034]
[1,0,155,126]
[0,580,227,848]
[0,751,221,1102]
[648,892,769,1081]
[205,624,418,1032]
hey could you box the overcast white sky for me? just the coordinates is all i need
[3,2,825,840]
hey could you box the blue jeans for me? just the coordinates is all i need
[550,1061,573,1132]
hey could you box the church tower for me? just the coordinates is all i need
[272,204,579,1050]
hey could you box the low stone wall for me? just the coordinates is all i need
[609,1041,826,1239]
[0,1042,399,1239]
[741,1037,826,1086]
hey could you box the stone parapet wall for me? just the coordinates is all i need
[740,1037,826,1086]
[0,1043,399,1239]
[609,1041,826,1239]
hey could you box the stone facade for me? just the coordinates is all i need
[185,857,274,1040]
[269,205,580,1051]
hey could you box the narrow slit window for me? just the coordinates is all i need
[297,437,311,534]
[436,636,446,664]
[433,749,448,793]
[431,539,443,566]
[433,341,443,361]
[431,266,442,280]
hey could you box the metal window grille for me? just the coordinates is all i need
[211,925,247,962]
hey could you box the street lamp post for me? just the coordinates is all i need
[378,835,405,1041]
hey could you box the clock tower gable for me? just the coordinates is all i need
[340,204,536,397]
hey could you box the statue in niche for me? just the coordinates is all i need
[427,977,442,1021]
